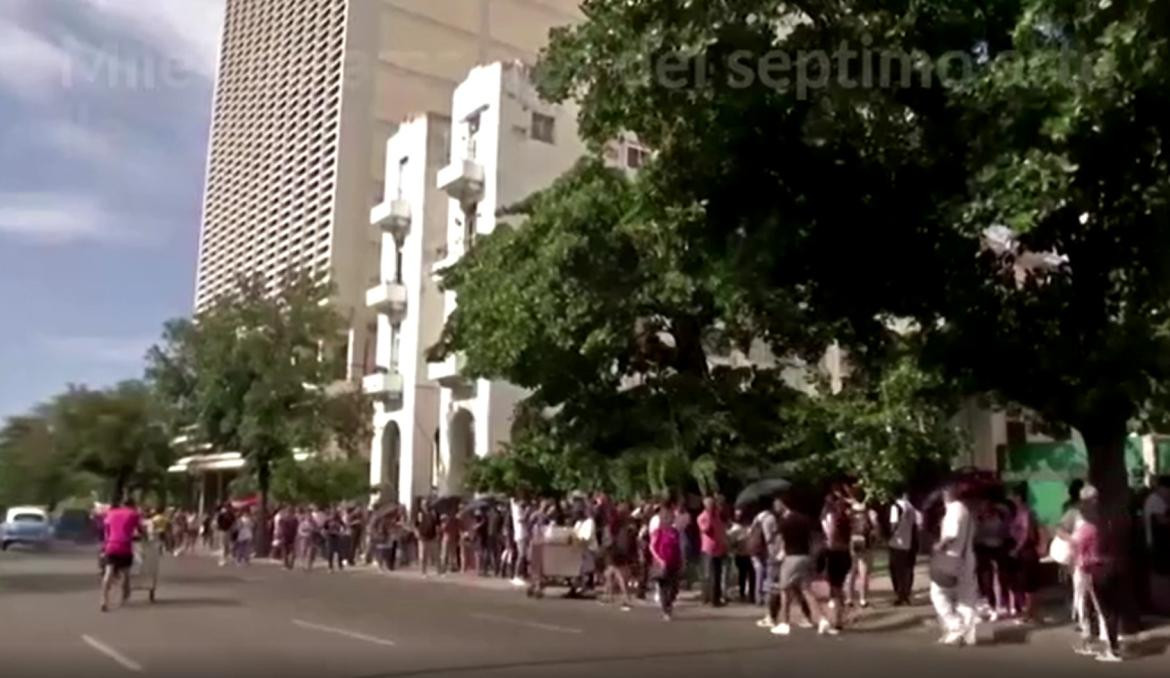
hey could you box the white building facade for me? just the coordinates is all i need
[366,113,452,506]
[194,0,582,384]
[429,61,588,496]
[364,61,591,501]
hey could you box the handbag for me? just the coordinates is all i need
[929,552,962,588]
[929,507,971,589]
[1047,534,1074,567]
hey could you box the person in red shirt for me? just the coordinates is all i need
[101,497,143,612]
[698,495,728,607]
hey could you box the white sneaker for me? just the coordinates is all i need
[963,625,978,647]
[797,619,814,629]
[510,577,526,587]
[1095,651,1123,663]
[756,617,775,629]
[770,623,791,636]
[818,620,838,636]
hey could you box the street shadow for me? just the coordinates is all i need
[989,625,1032,645]
[848,611,935,634]
[145,596,243,609]
[0,573,97,594]
[347,643,786,678]
[1127,635,1170,658]
[163,574,251,585]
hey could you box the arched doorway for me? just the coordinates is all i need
[447,409,474,494]
[381,422,401,501]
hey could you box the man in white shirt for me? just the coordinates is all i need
[930,484,979,646]
[887,488,919,606]
[510,498,529,586]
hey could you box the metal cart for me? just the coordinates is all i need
[128,538,162,603]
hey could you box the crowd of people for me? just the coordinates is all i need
[108,473,1170,662]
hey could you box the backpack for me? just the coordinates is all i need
[747,520,767,558]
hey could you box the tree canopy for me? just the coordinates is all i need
[526,0,1169,541]
[146,272,369,545]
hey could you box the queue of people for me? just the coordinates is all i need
[125,471,1170,663]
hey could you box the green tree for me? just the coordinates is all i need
[50,382,173,503]
[0,409,96,509]
[147,272,348,551]
[535,0,1170,565]
[435,161,822,496]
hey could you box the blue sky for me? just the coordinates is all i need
[0,0,224,419]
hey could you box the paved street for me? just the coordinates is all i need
[1,546,1166,678]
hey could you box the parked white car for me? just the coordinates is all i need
[1,506,52,550]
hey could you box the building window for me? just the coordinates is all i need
[466,111,481,159]
[626,146,650,169]
[531,112,555,144]
[396,156,408,199]
[390,322,402,371]
[463,204,477,248]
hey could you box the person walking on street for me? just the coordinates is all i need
[510,497,530,585]
[729,508,756,604]
[100,498,143,612]
[1006,484,1041,623]
[215,503,236,567]
[821,492,854,631]
[846,486,879,608]
[234,509,254,565]
[888,488,920,606]
[440,511,461,575]
[298,507,320,572]
[698,495,728,607]
[324,509,346,572]
[416,501,440,575]
[278,507,299,570]
[768,499,834,636]
[472,509,490,576]
[930,483,979,646]
[651,501,683,621]
[601,502,636,610]
[1072,486,1125,662]
[749,506,774,611]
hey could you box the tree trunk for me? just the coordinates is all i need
[256,460,271,557]
[112,468,131,505]
[1080,421,1138,633]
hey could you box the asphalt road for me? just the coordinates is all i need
[1,545,1166,677]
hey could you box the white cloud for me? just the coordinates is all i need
[0,23,70,101]
[77,0,225,79]
[0,193,126,245]
[41,334,156,365]
[43,119,120,165]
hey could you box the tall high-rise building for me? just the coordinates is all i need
[193,0,582,380]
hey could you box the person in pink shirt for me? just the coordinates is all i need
[650,501,683,620]
[101,497,143,612]
[698,495,728,607]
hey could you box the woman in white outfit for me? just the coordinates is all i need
[930,484,979,646]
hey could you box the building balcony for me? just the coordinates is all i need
[437,159,485,203]
[371,199,411,241]
[324,379,359,397]
[362,370,404,403]
[366,281,408,320]
[427,352,469,389]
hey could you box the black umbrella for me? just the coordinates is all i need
[459,496,500,515]
[735,478,792,508]
[431,495,462,515]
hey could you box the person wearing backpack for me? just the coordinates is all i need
[888,487,920,606]
[749,505,776,616]
[728,507,756,603]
